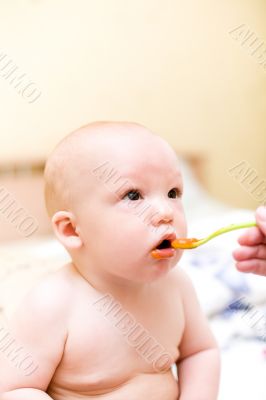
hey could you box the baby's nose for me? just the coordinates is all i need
[149,201,174,226]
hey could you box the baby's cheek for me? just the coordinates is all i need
[178,208,187,236]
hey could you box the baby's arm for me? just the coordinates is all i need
[176,270,220,400]
[0,278,69,400]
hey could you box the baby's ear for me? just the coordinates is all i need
[52,211,83,250]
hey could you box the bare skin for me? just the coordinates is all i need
[0,122,220,399]
[233,206,266,276]
[1,263,218,400]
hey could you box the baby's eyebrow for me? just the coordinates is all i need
[117,169,183,184]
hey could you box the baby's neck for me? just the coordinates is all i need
[71,262,149,305]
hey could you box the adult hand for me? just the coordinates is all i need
[233,206,266,276]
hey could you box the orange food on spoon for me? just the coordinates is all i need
[170,238,199,249]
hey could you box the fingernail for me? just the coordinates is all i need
[256,206,266,220]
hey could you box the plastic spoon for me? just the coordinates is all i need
[171,221,257,250]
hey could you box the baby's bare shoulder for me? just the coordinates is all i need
[7,263,75,348]
[21,263,73,316]
[0,264,75,391]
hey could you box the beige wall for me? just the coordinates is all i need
[0,0,265,209]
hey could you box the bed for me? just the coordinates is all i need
[0,156,265,399]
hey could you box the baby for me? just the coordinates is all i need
[0,122,220,400]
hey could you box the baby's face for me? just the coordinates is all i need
[71,129,187,283]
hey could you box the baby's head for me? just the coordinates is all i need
[44,122,187,284]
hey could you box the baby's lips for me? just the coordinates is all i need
[150,232,177,259]
[151,248,176,259]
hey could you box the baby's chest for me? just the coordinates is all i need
[55,293,184,387]
[66,296,184,366]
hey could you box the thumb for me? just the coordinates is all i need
[255,206,266,235]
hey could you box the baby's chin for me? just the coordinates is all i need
[148,258,178,277]
[122,258,179,284]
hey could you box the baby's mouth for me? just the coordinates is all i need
[156,239,172,249]
[151,237,176,259]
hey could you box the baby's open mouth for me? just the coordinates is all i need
[151,238,175,259]
[156,239,172,249]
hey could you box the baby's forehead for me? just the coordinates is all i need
[51,123,180,186]
[91,133,178,173]
[88,137,181,187]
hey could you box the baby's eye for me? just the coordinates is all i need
[168,188,182,199]
[123,190,142,201]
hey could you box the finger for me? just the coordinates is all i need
[256,206,266,236]
[233,244,266,261]
[235,259,266,276]
[237,227,266,246]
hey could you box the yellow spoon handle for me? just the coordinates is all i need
[171,221,257,249]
